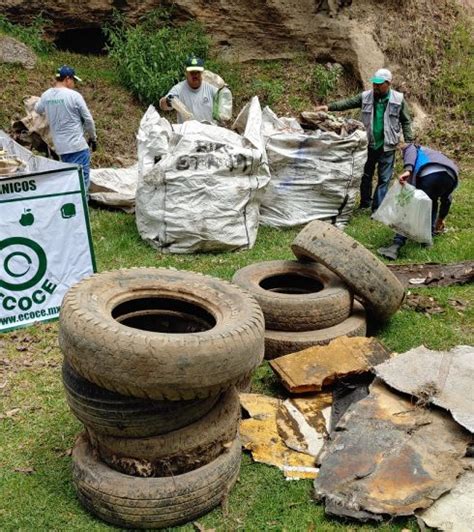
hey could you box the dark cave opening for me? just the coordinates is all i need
[55,27,107,55]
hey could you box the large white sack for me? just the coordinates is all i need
[257,107,367,228]
[137,105,173,179]
[135,97,270,253]
[89,165,138,212]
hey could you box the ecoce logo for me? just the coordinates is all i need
[0,237,57,313]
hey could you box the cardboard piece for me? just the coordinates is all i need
[270,336,390,393]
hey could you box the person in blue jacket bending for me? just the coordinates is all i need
[378,143,459,260]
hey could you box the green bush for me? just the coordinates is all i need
[0,14,54,54]
[251,79,284,107]
[104,9,209,105]
[312,63,343,101]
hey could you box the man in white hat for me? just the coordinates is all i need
[315,68,413,211]
[159,55,219,124]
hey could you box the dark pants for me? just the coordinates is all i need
[360,147,395,211]
[394,171,456,246]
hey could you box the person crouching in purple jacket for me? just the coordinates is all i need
[378,143,459,260]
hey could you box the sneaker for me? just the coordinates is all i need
[377,244,401,260]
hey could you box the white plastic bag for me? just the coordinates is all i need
[372,181,432,244]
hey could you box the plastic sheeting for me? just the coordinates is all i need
[89,165,138,213]
[256,107,367,228]
[135,97,270,253]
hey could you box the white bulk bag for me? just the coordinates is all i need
[257,107,367,228]
[135,97,270,253]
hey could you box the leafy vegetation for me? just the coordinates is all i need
[104,9,209,104]
[312,63,343,102]
[0,14,54,54]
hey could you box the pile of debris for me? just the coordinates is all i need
[241,336,473,528]
[300,111,364,136]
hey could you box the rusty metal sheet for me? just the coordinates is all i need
[239,392,331,480]
[314,380,471,521]
[418,468,474,532]
[388,261,474,287]
[376,345,474,432]
[270,336,390,393]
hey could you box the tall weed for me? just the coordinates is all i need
[312,63,343,102]
[104,9,209,104]
[0,14,54,54]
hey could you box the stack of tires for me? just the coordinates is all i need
[59,268,264,529]
[233,220,404,359]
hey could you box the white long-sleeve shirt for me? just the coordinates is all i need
[35,87,96,155]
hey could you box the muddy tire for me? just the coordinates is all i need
[292,221,405,321]
[87,387,240,477]
[59,268,264,400]
[62,361,219,438]
[232,260,352,331]
[72,432,242,529]
[264,302,367,359]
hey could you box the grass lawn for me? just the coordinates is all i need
[1,24,473,531]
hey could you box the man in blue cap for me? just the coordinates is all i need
[35,65,97,191]
[315,68,413,211]
[159,55,219,123]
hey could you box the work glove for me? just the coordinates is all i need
[88,139,97,152]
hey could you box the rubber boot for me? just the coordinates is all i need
[377,243,401,260]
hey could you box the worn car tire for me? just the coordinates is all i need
[88,387,240,477]
[62,361,219,438]
[59,268,264,400]
[265,302,367,359]
[292,220,405,321]
[72,432,242,529]
[232,260,352,331]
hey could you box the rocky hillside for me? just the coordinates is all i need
[2,0,467,100]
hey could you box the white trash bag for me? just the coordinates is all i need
[372,181,432,245]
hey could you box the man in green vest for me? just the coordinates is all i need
[315,68,413,211]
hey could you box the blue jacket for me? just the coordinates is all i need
[402,144,459,186]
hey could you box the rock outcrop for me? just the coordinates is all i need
[0,35,37,69]
[1,0,465,93]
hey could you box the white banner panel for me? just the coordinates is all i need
[0,144,95,332]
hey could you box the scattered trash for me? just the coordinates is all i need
[329,373,374,432]
[270,336,390,394]
[299,111,365,136]
[417,468,474,532]
[314,380,471,521]
[376,345,474,432]
[13,466,35,474]
[239,393,331,480]
[403,293,445,315]
[277,397,331,458]
[448,297,469,313]
[388,261,474,288]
